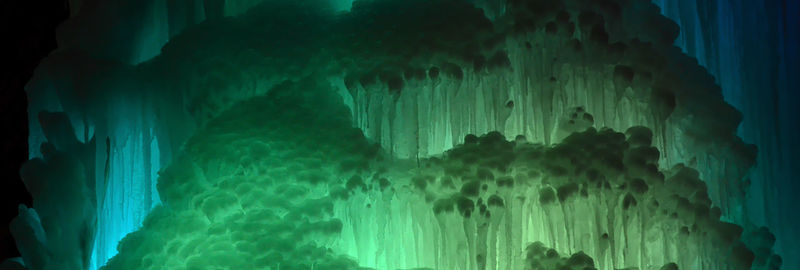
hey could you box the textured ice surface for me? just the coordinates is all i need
[14,0,789,269]
[11,112,98,270]
[652,1,800,268]
[97,81,777,270]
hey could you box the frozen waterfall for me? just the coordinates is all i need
[5,0,796,269]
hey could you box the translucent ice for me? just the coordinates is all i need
[14,0,789,269]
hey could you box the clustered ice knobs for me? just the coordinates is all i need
[7,0,786,269]
[95,80,779,270]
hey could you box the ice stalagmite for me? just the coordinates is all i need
[10,112,97,270]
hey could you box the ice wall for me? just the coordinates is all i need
[340,0,753,235]
[23,59,180,269]
[12,0,792,269]
[22,0,235,267]
[651,1,800,268]
[99,80,778,270]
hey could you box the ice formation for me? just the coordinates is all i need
[12,112,98,270]
[99,81,777,270]
[652,1,800,267]
[6,0,792,269]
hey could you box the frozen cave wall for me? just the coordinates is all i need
[99,80,778,270]
[652,1,800,268]
[7,0,796,269]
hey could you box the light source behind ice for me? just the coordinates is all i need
[10,0,793,269]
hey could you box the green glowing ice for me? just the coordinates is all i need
[100,80,758,270]
[16,1,781,270]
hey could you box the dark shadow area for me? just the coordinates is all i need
[0,0,69,261]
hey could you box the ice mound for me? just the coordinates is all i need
[15,0,784,269]
[96,80,777,270]
[101,81,374,270]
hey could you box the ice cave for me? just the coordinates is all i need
[0,0,797,269]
